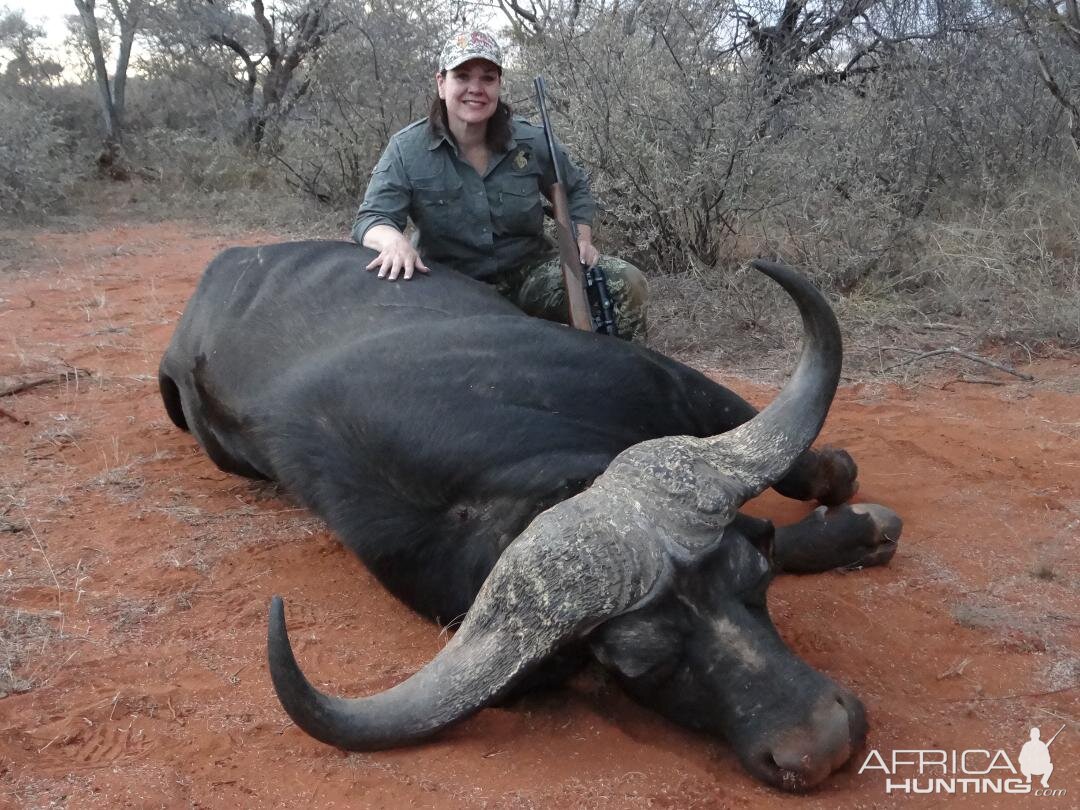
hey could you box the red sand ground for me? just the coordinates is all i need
[0,222,1077,809]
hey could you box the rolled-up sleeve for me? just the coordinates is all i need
[351,140,411,244]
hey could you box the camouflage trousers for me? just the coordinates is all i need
[492,254,649,343]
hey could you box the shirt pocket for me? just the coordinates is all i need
[411,175,464,239]
[495,172,544,236]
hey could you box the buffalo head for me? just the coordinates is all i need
[267,260,865,791]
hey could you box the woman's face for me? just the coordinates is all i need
[437,59,501,129]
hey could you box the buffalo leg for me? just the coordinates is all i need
[773,447,859,507]
[774,504,901,574]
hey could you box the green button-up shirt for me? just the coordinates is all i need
[351,117,596,281]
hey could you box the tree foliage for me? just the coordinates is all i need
[4,0,1077,344]
[139,1,347,152]
[1006,0,1080,149]
[0,8,63,84]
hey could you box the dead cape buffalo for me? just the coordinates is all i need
[158,241,902,792]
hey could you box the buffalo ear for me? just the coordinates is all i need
[590,611,682,682]
[743,518,776,567]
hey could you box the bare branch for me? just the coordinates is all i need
[209,32,258,100]
[252,0,279,65]
[881,348,1035,380]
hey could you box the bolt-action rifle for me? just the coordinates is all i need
[533,76,619,337]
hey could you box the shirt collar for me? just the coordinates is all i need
[426,119,519,154]
[427,123,453,151]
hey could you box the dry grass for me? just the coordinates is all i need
[1031,560,1058,581]
[0,524,75,698]
[94,596,163,634]
[904,179,1080,347]
[1,513,28,534]
[949,590,1080,687]
[86,464,146,503]
[10,137,1078,375]
[26,415,85,462]
[58,168,350,242]
[0,472,95,700]
[644,175,1080,378]
[0,608,60,697]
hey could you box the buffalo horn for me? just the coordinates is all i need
[700,259,842,500]
[268,507,661,750]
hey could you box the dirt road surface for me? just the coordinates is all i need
[1,223,1077,808]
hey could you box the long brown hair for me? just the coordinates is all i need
[428,84,514,153]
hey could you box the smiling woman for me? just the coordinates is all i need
[350,29,651,342]
[437,58,503,143]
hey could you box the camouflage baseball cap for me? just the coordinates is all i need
[438,30,503,73]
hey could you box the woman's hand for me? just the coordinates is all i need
[362,226,430,280]
[577,239,600,269]
[576,224,600,268]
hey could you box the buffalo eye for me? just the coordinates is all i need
[743,519,775,567]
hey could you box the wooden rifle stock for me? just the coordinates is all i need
[550,185,594,331]
[535,77,594,332]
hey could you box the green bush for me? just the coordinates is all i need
[0,89,79,217]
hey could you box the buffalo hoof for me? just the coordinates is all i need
[840,504,902,569]
[813,447,859,507]
[775,503,902,574]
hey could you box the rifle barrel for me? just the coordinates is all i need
[1046,724,1066,747]
[534,74,592,333]
[533,77,564,187]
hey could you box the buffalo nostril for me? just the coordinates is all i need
[756,750,814,794]
[771,742,835,772]
[767,747,831,793]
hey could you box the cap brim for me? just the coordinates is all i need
[442,55,503,72]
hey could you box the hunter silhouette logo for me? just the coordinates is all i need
[859,723,1069,796]
[1019,725,1065,789]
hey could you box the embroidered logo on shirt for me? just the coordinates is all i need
[513,150,529,170]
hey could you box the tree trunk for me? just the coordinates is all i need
[72,0,144,178]
[73,0,120,143]
[109,0,143,124]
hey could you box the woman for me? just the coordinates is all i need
[351,30,648,341]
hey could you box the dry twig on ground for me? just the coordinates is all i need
[0,367,93,398]
[881,347,1035,381]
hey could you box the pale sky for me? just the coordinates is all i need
[5,0,77,47]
